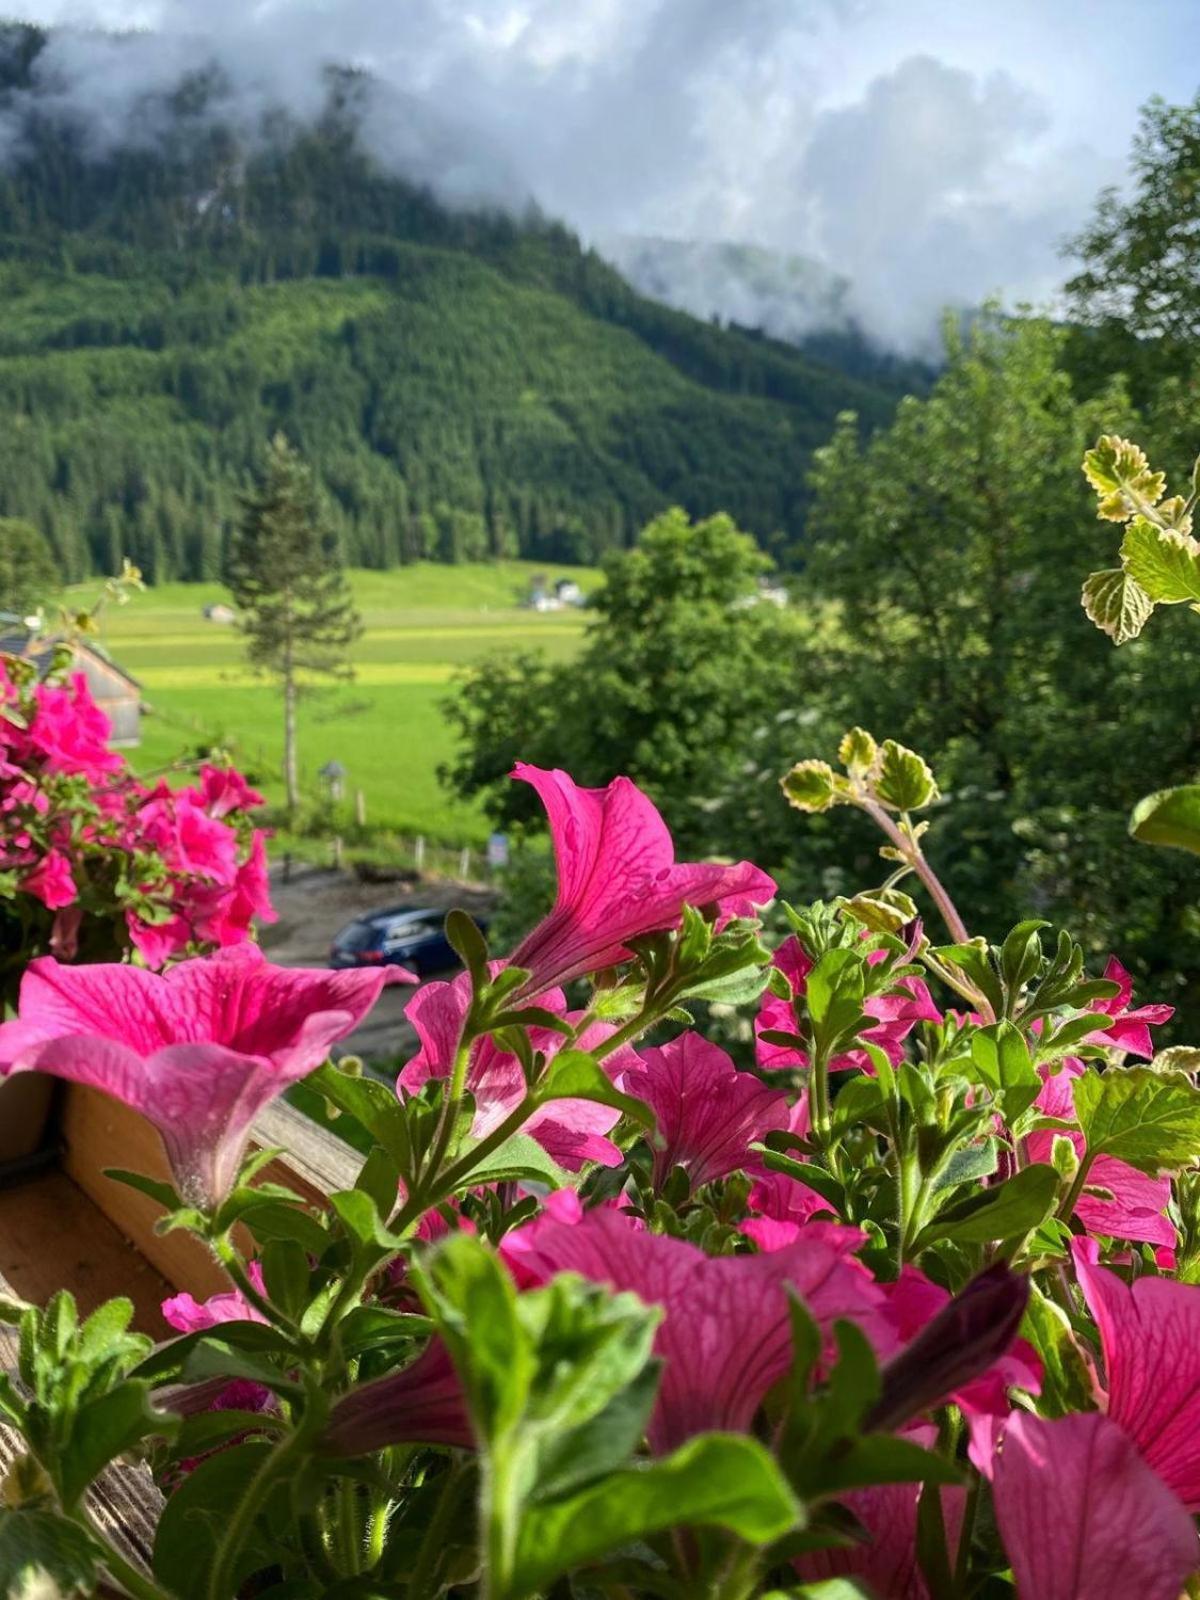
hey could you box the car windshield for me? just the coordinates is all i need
[333,920,378,953]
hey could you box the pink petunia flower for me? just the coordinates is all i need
[1072,1237,1200,1510]
[0,945,413,1208]
[992,1411,1199,1600]
[399,968,638,1170]
[20,849,77,911]
[756,935,941,1074]
[883,1264,1041,1472]
[1026,1063,1174,1249]
[499,1201,891,1453]
[1084,958,1173,1059]
[507,764,775,996]
[321,1340,473,1455]
[619,1032,790,1190]
[137,789,240,886]
[162,1262,269,1335]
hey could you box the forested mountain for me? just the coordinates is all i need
[0,22,905,581]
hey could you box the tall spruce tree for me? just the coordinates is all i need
[225,435,362,817]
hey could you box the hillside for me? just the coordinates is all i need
[0,22,904,581]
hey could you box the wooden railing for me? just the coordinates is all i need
[0,1085,361,1594]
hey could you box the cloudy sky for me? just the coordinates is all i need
[2,0,1197,348]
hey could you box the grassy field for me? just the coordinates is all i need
[72,562,597,846]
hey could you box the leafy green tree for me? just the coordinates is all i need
[1066,92,1200,346]
[441,508,805,853]
[225,435,362,817]
[0,518,57,622]
[770,314,1200,1024]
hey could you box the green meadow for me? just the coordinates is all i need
[74,563,597,846]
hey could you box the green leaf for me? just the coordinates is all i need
[57,1381,165,1511]
[509,1434,800,1599]
[782,760,843,813]
[132,1321,294,1384]
[467,1132,572,1188]
[153,1440,283,1599]
[259,1240,310,1321]
[1120,517,1200,603]
[337,1305,433,1357]
[1021,1286,1094,1416]
[1082,434,1165,517]
[873,739,938,811]
[419,1233,533,1439]
[1130,785,1200,855]
[102,1168,181,1211]
[532,1361,660,1502]
[916,1163,1058,1248]
[1073,1067,1200,1174]
[537,1050,656,1129]
[306,1062,413,1172]
[0,1509,100,1599]
[445,907,489,983]
[1081,568,1153,643]
[838,727,877,775]
[805,948,866,1057]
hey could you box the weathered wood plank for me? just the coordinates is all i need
[60,1086,361,1298]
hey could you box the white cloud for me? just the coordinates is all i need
[0,0,1188,351]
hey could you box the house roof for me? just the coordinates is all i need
[0,633,142,692]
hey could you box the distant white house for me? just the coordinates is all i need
[526,576,588,612]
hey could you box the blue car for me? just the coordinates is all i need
[328,905,487,976]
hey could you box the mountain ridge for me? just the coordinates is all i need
[0,20,907,582]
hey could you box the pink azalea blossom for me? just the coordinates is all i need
[20,849,77,910]
[1072,1237,1200,1510]
[399,968,638,1170]
[619,1032,790,1190]
[756,936,941,1074]
[507,764,775,996]
[0,945,412,1207]
[500,1201,891,1452]
[992,1411,1199,1600]
[196,763,265,819]
[1026,1063,1174,1248]
[1085,958,1173,1058]
[26,673,122,781]
[138,789,240,885]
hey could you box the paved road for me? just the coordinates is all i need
[260,864,495,1069]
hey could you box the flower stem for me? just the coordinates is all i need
[206,1417,314,1600]
[861,799,971,945]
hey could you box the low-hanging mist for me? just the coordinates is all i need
[0,0,1189,352]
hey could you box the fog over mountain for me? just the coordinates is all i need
[1,0,1196,353]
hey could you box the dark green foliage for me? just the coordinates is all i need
[226,434,362,810]
[0,517,57,618]
[1065,91,1200,346]
[0,22,901,584]
[441,507,806,853]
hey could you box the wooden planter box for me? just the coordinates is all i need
[0,1083,359,1595]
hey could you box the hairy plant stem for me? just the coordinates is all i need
[860,799,972,947]
[1056,1150,1095,1225]
[206,1406,320,1600]
[212,1237,300,1339]
[809,1043,833,1140]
